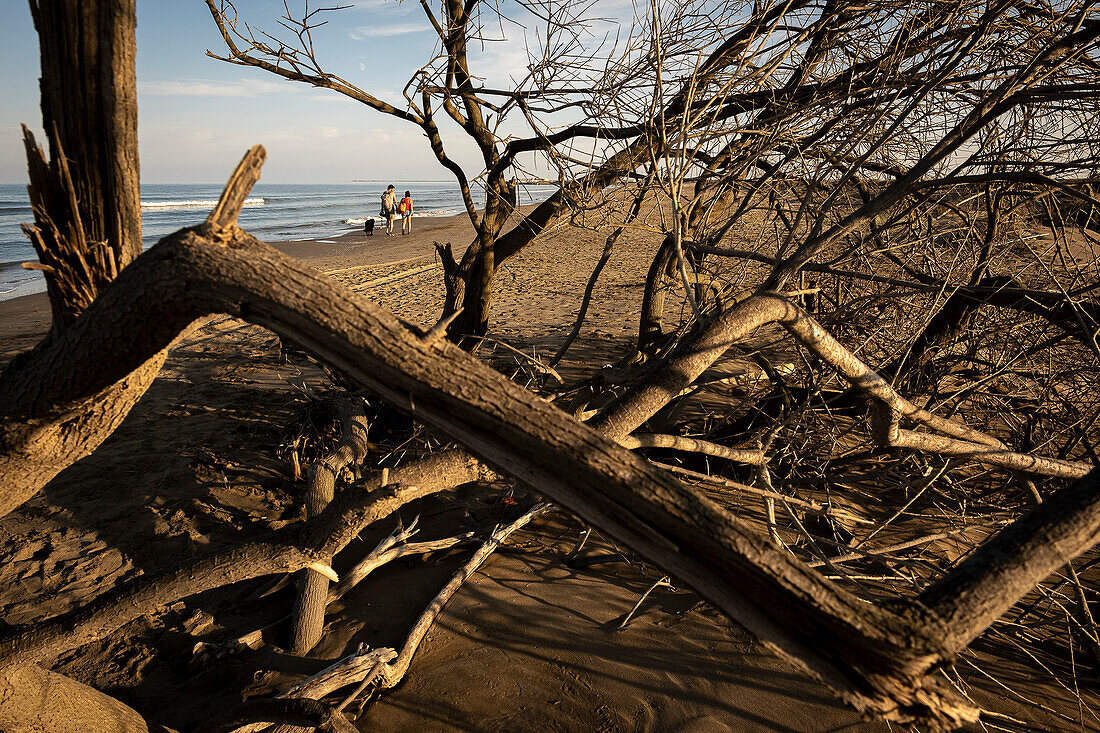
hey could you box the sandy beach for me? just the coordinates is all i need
[0,208,1081,732]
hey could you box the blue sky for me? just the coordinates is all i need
[0,1,537,183]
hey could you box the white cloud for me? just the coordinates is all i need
[349,23,427,39]
[468,41,534,88]
[140,79,287,97]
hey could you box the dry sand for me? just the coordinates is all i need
[0,210,1085,732]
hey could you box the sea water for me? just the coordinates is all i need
[0,181,556,301]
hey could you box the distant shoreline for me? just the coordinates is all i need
[0,204,552,338]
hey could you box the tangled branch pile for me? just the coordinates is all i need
[4,0,1100,731]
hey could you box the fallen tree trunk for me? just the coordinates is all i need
[0,221,967,726]
[3,184,1097,727]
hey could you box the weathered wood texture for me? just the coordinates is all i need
[0,228,968,726]
[921,467,1100,655]
[0,452,486,674]
[0,2,165,520]
[0,143,266,519]
[6,214,1099,726]
[26,0,141,329]
[290,398,371,654]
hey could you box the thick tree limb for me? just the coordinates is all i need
[206,698,356,733]
[921,468,1100,655]
[290,397,371,654]
[0,451,487,673]
[2,221,1093,727]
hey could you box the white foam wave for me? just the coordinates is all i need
[340,209,460,227]
[141,197,265,210]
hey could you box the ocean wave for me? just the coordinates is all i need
[0,266,45,302]
[340,209,459,226]
[141,197,265,210]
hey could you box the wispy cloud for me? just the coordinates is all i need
[349,23,427,39]
[139,79,286,97]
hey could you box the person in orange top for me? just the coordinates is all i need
[399,190,414,235]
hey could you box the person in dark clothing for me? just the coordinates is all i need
[380,184,397,236]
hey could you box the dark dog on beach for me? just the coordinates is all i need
[364,217,375,236]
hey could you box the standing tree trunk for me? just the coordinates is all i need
[2,2,158,726]
[442,178,516,340]
[27,0,142,336]
[2,0,171,517]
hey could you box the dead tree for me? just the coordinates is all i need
[1,0,167,519]
[203,0,821,340]
[621,0,1100,360]
[7,1,1100,731]
[3,201,1100,727]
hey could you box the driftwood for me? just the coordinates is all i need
[207,698,357,733]
[376,503,555,688]
[0,450,488,674]
[9,172,1100,728]
[290,397,371,654]
[195,523,472,669]
[225,648,398,733]
[328,520,474,603]
[11,2,1100,730]
[7,177,1100,726]
[232,505,551,733]
[594,294,1090,481]
[3,65,1097,731]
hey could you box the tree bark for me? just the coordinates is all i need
[27,0,141,334]
[442,176,515,340]
[0,230,973,727]
[290,398,371,654]
[1,0,167,520]
[0,453,486,673]
[637,234,679,352]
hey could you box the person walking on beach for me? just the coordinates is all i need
[400,190,414,235]
[380,184,398,236]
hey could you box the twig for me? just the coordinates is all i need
[618,576,672,629]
